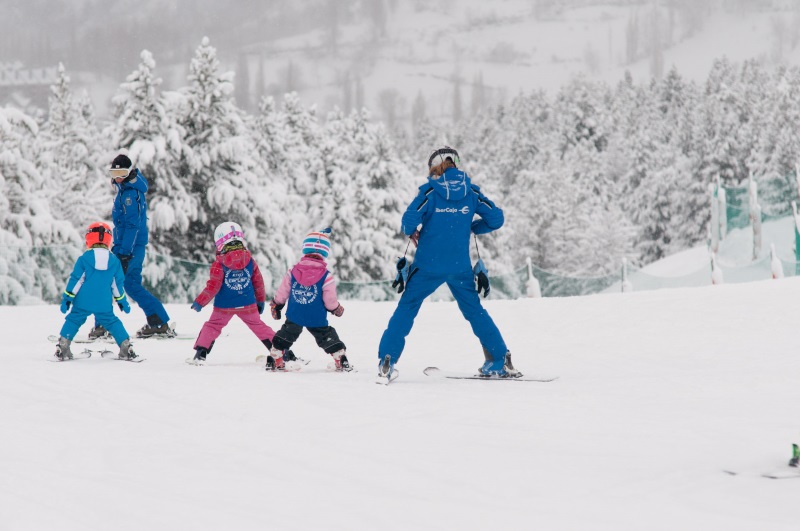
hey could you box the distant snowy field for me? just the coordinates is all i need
[2,275,799,530]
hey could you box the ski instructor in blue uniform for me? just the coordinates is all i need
[90,153,173,339]
[376,146,520,383]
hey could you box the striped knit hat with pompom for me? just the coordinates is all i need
[302,229,331,259]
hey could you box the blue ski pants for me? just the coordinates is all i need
[123,243,170,325]
[378,268,507,364]
[61,307,129,345]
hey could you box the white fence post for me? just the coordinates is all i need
[525,257,541,298]
[709,182,720,253]
[749,178,761,260]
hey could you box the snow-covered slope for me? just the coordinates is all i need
[603,217,797,295]
[2,276,799,529]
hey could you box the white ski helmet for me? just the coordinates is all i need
[214,221,246,252]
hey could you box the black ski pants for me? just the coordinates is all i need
[272,319,345,354]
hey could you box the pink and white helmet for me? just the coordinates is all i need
[214,221,246,252]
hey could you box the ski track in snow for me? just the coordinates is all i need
[2,278,800,530]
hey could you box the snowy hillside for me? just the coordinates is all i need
[215,0,800,123]
[45,1,800,122]
[3,277,800,529]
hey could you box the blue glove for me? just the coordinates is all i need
[116,295,131,314]
[473,259,490,298]
[60,291,75,314]
[320,227,332,235]
[256,301,265,314]
[391,257,418,294]
[191,302,202,312]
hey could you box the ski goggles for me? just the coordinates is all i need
[428,147,460,169]
[109,167,132,179]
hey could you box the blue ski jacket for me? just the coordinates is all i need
[111,168,149,256]
[64,248,127,314]
[401,167,504,275]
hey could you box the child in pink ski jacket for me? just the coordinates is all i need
[267,228,351,372]
[188,221,276,365]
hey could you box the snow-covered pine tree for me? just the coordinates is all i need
[617,83,676,263]
[315,108,356,274]
[108,49,203,301]
[313,108,408,294]
[347,111,409,284]
[280,91,323,199]
[180,37,282,293]
[109,50,199,251]
[748,65,800,217]
[699,58,752,187]
[0,106,80,304]
[656,68,709,249]
[39,63,107,229]
[251,95,305,287]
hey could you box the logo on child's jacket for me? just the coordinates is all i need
[291,281,318,305]
[224,268,252,292]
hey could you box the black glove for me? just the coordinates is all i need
[256,301,265,314]
[270,299,284,320]
[476,271,490,298]
[473,259,490,298]
[391,257,418,294]
[118,254,132,274]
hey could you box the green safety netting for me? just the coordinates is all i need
[723,184,794,234]
[3,224,800,304]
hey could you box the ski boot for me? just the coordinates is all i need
[118,339,137,360]
[54,336,73,361]
[478,353,508,378]
[136,315,176,339]
[190,346,209,366]
[503,352,522,378]
[88,325,109,340]
[265,348,286,371]
[376,355,397,385]
[478,348,518,378]
[790,444,799,468]
[329,349,353,372]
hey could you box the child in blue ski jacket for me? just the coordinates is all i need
[89,153,172,339]
[55,222,135,360]
[376,146,520,383]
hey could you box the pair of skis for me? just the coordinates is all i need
[185,354,312,369]
[49,349,145,363]
[725,444,800,480]
[47,322,194,345]
[375,366,560,385]
[422,366,558,382]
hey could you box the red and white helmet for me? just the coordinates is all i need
[214,221,246,252]
[86,222,113,249]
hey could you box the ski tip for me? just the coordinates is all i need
[422,367,441,376]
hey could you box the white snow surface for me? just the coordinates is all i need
[3,279,800,530]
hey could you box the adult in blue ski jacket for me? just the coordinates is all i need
[90,154,172,339]
[377,147,521,382]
